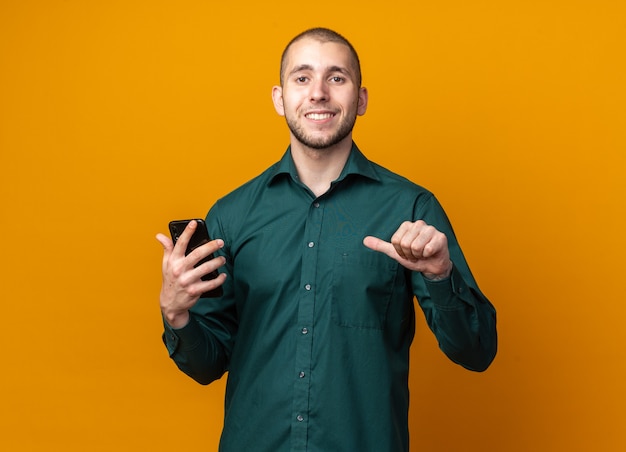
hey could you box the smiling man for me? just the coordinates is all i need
[274,33,366,154]
[157,28,497,452]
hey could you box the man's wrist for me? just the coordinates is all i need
[423,261,453,281]
[163,310,191,329]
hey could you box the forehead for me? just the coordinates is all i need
[283,37,357,75]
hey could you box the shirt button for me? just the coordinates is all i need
[299,371,306,378]
[301,327,308,335]
[297,414,304,422]
[304,284,311,291]
[308,241,315,248]
[313,202,320,208]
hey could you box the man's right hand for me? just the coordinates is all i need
[156,220,227,329]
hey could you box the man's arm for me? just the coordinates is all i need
[157,220,235,384]
[363,196,497,371]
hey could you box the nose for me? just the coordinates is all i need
[309,78,329,102]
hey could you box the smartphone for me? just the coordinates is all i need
[168,219,223,298]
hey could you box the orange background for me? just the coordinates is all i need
[1,1,625,451]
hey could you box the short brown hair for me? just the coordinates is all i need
[279,28,362,87]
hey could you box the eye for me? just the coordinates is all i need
[296,76,308,83]
[330,76,345,83]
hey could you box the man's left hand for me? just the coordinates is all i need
[363,220,453,280]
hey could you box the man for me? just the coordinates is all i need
[157,28,497,452]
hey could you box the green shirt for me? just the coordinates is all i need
[163,143,497,452]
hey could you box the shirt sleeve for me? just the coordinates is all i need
[412,193,498,371]
[161,202,239,385]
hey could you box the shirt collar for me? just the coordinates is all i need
[268,142,381,186]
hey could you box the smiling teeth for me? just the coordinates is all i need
[306,113,333,120]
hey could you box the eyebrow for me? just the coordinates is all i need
[289,64,353,78]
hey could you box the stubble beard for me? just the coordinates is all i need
[286,112,357,150]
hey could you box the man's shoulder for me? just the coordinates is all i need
[365,158,432,196]
[210,161,281,213]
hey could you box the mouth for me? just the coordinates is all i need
[305,112,335,121]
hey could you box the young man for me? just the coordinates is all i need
[157,28,497,452]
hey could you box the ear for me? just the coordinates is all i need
[272,85,285,116]
[357,86,368,116]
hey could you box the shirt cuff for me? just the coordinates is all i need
[162,314,204,357]
[423,264,474,308]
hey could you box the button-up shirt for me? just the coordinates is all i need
[162,143,497,452]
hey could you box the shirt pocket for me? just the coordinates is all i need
[331,250,399,330]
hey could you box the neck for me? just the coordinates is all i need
[290,137,353,197]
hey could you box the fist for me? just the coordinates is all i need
[363,220,452,279]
